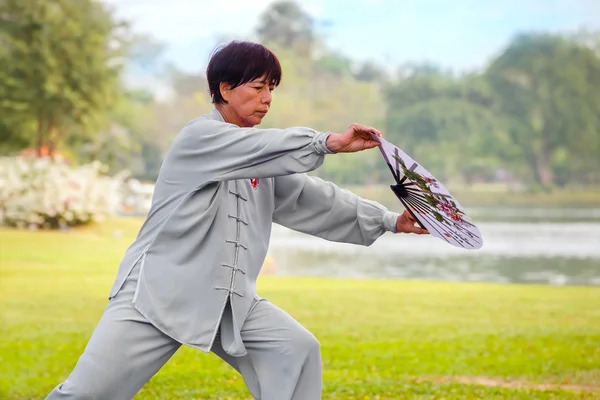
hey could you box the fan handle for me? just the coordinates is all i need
[390,184,427,230]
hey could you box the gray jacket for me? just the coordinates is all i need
[109,109,399,357]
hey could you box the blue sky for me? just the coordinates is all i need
[102,0,599,90]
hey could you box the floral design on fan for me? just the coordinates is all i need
[392,153,467,225]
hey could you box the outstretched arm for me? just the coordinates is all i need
[272,173,401,247]
[159,118,383,190]
[159,118,332,188]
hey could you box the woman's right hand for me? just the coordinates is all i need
[325,123,382,153]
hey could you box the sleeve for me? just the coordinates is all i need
[159,118,335,188]
[272,173,400,247]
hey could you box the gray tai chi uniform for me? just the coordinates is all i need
[46,109,400,399]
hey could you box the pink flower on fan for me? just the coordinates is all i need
[437,202,453,214]
[449,210,464,223]
[423,176,439,188]
[436,201,465,224]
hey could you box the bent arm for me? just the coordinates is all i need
[272,173,399,246]
[159,118,335,188]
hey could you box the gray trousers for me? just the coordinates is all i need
[45,265,322,400]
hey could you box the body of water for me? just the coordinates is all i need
[266,207,600,286]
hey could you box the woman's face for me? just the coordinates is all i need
[220,75,274,127]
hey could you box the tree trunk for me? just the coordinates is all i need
[36,115,46,157]
[47,119,57,160]
[533,151,554,189]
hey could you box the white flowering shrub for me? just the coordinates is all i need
[0,156,126,229]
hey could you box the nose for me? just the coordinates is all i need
[262,88,272,104]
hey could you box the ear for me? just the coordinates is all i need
[220,82,232,102]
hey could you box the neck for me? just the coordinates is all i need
[215,104,242,127]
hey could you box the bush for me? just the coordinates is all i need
[0,156,125,229]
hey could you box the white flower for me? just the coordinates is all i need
[0,156,127,229]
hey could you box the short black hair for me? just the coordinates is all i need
[206,41,282,104]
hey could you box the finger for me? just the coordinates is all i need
[364,140,381,148]
[409,226,429,235]
[358,143,379,151]
[403,209,416,223]
[401,214,428,234]
[352,123,382,137]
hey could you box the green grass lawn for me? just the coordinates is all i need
[1,217,599,399]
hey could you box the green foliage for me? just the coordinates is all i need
[485,33,600,188]
[0,0,598,190]
[384,70,504,183]
[382,32,600,189]
[69,89,160,177]
[0,0,128,155]
[255,0,315,57]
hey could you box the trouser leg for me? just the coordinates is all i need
[212,299,322,400]
[45,264,181,400]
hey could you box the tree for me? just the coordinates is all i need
[255,0,314,56]
[571,28,600,57]
[313,50,353,78]
[485,33,600,188]
[0,0,129,156]
[354,61,388,83]
[383,66,505,184]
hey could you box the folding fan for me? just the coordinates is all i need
[370,133,483,250]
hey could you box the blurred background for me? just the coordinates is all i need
[1,0,599,285]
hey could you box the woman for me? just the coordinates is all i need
[46,40,427,400]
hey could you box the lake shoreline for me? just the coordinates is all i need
[343,183,600,210]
